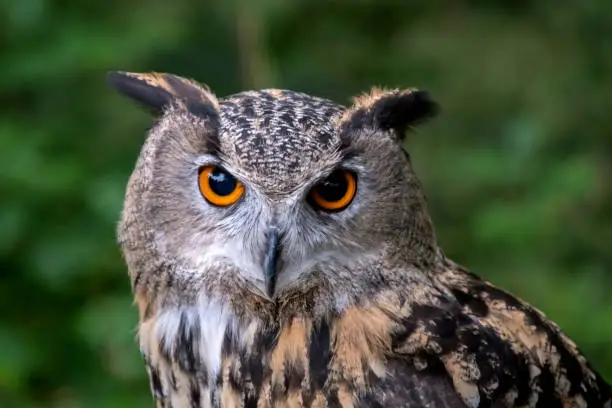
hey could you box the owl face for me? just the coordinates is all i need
[110,72,439,307]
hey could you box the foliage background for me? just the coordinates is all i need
[1,1,611,407]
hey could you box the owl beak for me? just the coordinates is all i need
[263,226,281,298]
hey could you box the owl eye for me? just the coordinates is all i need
[309,170,357,212]
[198,166,244,206]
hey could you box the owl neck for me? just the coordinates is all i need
[136,258,452,407]
[390,181,442,267]
[137,294,303,404]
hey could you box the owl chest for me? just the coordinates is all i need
[140,308,383,408]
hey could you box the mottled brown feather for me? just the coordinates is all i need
[137,259,611,407]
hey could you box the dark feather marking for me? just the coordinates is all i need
[279,112,294,128]
[189,377,201,408]
[149,365,164,399]
[197,369,209,390]
[107,72,172,113]
[301,389,315,408]
[215,371,223,388]
[451,288,489,317]
[243,352,263,391]
[174,311,199,372]
[309,320,332,390]
[228,359,242,391]
[317,131,333,146]
[164,271,175,291]
[326,390,341,408]
[341,90,438,141]
[255,324,280,351]
[185,99,220,123]
[242,104,255,118]
[457,321,526,403]
[132,268,144,289]
[244,397,258,408]
[262,115,272,128]
[535,366,562,408]
[285,360,305,392]
[341,108,368,135]
[390,315,417,348]
[513,361,532,406]
[221,327,235,357]
[356,393,385,408]
[163,75,205,102]
[271,379,285,401]
[372,90,439,136]
[241,326,279,404]
[214,329,230,388]
[406,303,461,350]
[203,126,221,156]
[170,370,177,391]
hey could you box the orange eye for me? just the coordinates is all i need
[198,166,244,207]
[310,170,357,212]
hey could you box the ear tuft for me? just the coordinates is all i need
[341,87,439,140]
[106,71,219,118]
[371,89,439,133]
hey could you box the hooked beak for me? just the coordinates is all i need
[263,227,282,298]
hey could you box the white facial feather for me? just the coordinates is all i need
[276,247,366,292]
[182,236,268,296]
[170,203,374,305]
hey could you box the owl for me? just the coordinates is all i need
[108,71,611,408]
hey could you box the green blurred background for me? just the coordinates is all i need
[2,1,611,407]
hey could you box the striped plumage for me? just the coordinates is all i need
[135,259,610,408]
[108,71,611,407]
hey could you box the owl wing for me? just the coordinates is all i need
[356,358,473,408]
[392,260,612,408]
[342,260,611,407]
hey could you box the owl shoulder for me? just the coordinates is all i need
[382,259,612,407]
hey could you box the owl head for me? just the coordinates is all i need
[109,72,440,316]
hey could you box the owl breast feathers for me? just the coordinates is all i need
[108,71,611,408]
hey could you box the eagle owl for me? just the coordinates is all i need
[108,71,611,408]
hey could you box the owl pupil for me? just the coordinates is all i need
[209,168,237,196]
[318,171,348,202]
